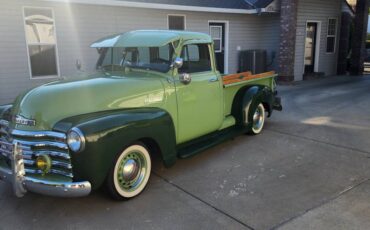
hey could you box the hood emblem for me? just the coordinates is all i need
[14,115,36,126]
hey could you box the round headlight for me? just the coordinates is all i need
[67,127,85,152]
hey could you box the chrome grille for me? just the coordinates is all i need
[0,119,73,179]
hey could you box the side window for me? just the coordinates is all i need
[188,45,200,61]
[157,44,173,62]
[137,47,150,63]
[179,44,211,73]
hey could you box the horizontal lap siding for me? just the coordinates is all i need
[257,14,281,71]
[0,1,280,104]
[294,0,342,80]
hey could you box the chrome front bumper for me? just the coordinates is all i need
[0,142,91,198]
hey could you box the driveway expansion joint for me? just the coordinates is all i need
[266,129,370,157]
[152,171,255,230]
[270,178,370,230]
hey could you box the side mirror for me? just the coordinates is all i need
[172,57,183,69]
[179,73,191,85]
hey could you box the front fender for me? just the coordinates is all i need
[53,108,177,189]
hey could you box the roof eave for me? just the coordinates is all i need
[42,0,264,14]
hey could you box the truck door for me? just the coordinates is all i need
[175,43,223,144]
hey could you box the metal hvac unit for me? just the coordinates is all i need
[238,50,267,74]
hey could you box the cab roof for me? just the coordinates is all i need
[90,30,212,48]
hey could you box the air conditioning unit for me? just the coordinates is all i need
[238,50,267,74]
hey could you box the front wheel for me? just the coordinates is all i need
[106,143,152,200]
[246,103,266,135]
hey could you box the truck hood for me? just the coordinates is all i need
[11,73,166,131]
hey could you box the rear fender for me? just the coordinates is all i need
[53,108,177,189]
[231,85,274,127]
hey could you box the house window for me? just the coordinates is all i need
[326,18,337,53]
[168,15,185,30]
[209,26,223,53]
[24,7,59,78]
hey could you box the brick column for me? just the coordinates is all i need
[278,0,299,82]
[350,0,369,75]
[337,12,353,75]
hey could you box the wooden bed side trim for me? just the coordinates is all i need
[223,71,276,86]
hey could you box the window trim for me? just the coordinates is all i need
[23,6,60,79]
[208,20,229,74]
[209,25,223,53]
[326,17,338,54]
[179,43,213,74]
[303,20,322,73]
[167,14,186,30]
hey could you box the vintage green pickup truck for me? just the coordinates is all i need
[0,30,281,200]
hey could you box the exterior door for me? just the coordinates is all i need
[209,23,225,73]
[305,22,318,73]
[175,43,223,144]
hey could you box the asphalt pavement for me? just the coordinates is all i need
[1,75,370,230]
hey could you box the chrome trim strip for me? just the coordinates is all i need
[0,167,91,198]
[2,139,68,151]
[22,154,32,160]
[23,159,34,165]
[23,159,72,170]
[0,149,12,157]
[11,130,66,141]
[51,161,72,169]
[25,168,73,178]
[14,140,68,150]
[0,128,8,135]
[22,150,71,160]
[0,140,13,147]
[0,120,9,127]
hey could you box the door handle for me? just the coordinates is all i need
[209,77,219,83]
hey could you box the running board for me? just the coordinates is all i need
[177,127,242,159]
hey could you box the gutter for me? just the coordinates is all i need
[41,0,261,14]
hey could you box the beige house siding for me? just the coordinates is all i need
[0,0,280,104]
[293,0,342,81]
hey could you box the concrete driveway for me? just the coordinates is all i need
[1,75,370,230]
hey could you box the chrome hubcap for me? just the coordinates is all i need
[253,106,264,130]
[122,159,139,181]
[117,151,147,192]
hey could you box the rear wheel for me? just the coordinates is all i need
[245,103,266,135]
[106,143,151,200]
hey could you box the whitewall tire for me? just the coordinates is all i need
[107,143,151,200]
[246,103,266,135]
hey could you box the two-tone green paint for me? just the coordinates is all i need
[1,30,281,190]
[53,108,176,189]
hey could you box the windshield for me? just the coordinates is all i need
[96,44,174,73]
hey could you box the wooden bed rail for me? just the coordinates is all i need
[222,71,276,86]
